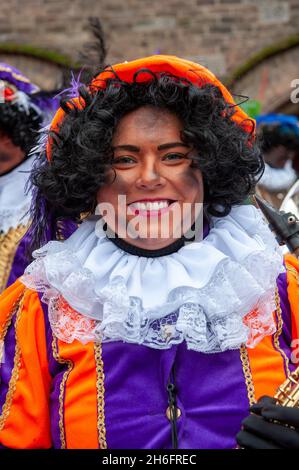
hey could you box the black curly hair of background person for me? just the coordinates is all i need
[0,102,42,154]
[29,71,264,251]
[260,125,299,153]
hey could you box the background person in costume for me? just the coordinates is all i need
[0,55,299,449]
[1,17,109,291]
[256,114,299,209]
[0,63,46,293]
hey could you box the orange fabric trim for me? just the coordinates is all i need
[248,255,299,401]
[57,339,99,449]
[285,253,299,343]
[0,279,24,333]
[0,283,51,448]
[246,290,287,401]
[91,55,251,131]
[247,335,286,401]
[46,54,254,160]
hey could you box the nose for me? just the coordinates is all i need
[135,158,166,190]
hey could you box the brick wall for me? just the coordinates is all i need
[0,0,298,78]
[232,45,299,114]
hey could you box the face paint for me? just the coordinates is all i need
[0,133,25,175]
[97,106,204,250]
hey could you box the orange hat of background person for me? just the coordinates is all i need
[46,55,255,161]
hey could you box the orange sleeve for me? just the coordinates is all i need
[0,279,52,448]
[285,254,299,364]
[285,254,299,338]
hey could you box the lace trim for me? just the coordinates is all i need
[21,207,284,353]
[0,202,31,233]
[22,254,281,353]
[0,156,33,233]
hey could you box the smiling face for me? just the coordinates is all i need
[96,106,204,250]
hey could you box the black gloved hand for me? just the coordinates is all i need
[236,396,299,449]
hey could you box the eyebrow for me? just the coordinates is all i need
[112,142,190,152]
[112,144,140,152]
[157,142,189,151]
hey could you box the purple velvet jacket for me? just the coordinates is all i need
[40,273,296,448]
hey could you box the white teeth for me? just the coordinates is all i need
[129,200,170,210]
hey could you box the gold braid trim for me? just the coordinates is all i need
[286,265,299,286]
[0,224,28,294]
[55,221,78,241]
[240,344,256,406]
[0,66,31,84]
[94,343,107,449]
[240,287,291,406]
[272,287,291,377]
[51,337,73,449]
[0,289,25,364]
[0,290,25,431]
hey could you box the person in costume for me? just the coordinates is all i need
[0,18,109,293]
[256,114,299,208]
[0,63,46,293]
[0,55,299,450]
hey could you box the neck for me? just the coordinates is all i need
[108,234,186,257]
[105,218,209,257]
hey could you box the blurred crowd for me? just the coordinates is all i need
[256,113,299,213]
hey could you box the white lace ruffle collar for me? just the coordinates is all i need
[0,156,34,232]
[21,205,284,353]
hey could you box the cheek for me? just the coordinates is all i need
[96,172,133,205]
[175,167,203,201]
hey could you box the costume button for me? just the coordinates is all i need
[166,406,182,420]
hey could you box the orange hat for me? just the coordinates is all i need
[46,55,254,160]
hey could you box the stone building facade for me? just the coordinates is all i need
[0,0,298,113]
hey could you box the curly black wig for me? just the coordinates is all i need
[0,102,43,154]
[28,71,264,252]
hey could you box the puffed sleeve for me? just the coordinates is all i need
[0,279,52,448]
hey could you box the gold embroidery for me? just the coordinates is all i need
[55,221,78,242]
[51,337,73,449]
[273,287,291,377]
[240,286,292,405]
[240,344,256,406]
[286,265,299,286]
[0,290,25,431]
[0,224,28,294]
[94,343,107,449]
[0,66,31,84]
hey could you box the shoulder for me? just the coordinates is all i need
[0,278,46,340]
